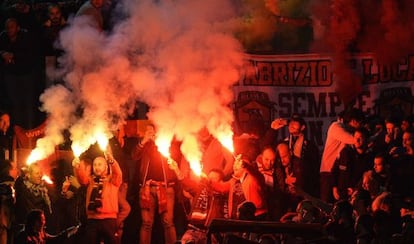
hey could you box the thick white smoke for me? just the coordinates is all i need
[27,85,76,163]
[34,0,245,164]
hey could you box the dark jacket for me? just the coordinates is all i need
[274,156,304,195]
[332,145,373,199]
[131,140,177,184]
[0,29,39,75]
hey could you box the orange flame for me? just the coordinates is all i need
[26,149,46,165]
[180,135,203,177]
[189,159,202,176]
[96,133,109,151]
[42,175,53,184]
[216,130,234,153]
[71,129,110,158]
[71,140,92,158]
[155,133,173,158]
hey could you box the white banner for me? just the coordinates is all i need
[232,53,414,148]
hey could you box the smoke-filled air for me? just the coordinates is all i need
[28,0,414,164]
[311,0,414,103]
[29,0,248,165]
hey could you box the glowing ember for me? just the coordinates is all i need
[42,175,53,184]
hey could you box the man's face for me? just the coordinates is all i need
[353,131,365,149]
[28,165,42,185]
[385,122,395,135]
[261,148,275,171]
[402,132,413,149]
[401,120,411,132]
[277,145,291,167]
[0,114,10,133]
[233,158,245,178]
[48,6,62,25]
[93,157,108,176]
[145,125,155,139]
[288,120,302,136]
[5,20,19,39]
[373,157,384,174]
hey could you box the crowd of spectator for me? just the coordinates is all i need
[0,0,108,129]
[1,107,414,244]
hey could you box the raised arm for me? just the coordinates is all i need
[109,158,122,187]
[328,122,354,144]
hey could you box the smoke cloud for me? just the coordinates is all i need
[35,0,245,164]
[33,0,414,164]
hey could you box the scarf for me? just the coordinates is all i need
[23,180,52,214]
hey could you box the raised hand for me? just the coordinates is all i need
[271,118,288,130]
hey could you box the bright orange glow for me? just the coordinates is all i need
[42,175,53,184]
[96,133,109,151]
[180,134,203,177]
[71,140,91,158]
[155,133,173,158]
[71,129,110,158]
[216,130,234,153]
[71,144,83,158]
[184,147,203,176]
[189,159,202,176]
[26,149,46,165]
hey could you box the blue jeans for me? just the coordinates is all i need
[139,186,176,244]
